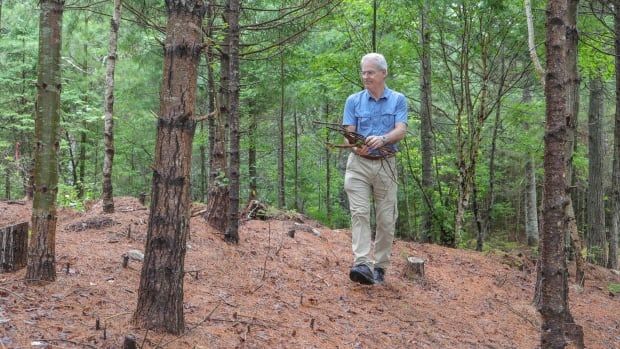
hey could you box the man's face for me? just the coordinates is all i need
[361,61,387,91]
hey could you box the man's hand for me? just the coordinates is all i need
[353,144,370,156]
[365,135,387,149]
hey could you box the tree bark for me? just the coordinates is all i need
[293,109,299,211]
[524,0,545,87]
[419,0,434,243]
[565,0,585,287]
[525,155,539,246]
[5,165,10,200]
[278,49,285,209]
[523,83,539,247]
[133,0,206,334]
[586,76,607,266]
[539,1,583,347]
[248,106,257,202]
[1,222,28,272]
[610,1,620,270]
[26,0,64,284]
[325,102,332,225]
[78,131,86,198]
[224,0,241,244]
[205,0,229,233]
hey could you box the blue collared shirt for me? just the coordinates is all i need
[342,87,408,153]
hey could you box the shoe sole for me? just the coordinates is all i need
[349,269,375,285]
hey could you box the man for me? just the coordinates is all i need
[343,53,408,285]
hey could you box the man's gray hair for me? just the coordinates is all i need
[361,53,388,72]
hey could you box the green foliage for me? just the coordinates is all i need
[57,183,85,211]
[609,283,620,295]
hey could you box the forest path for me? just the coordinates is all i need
[0,197,618,348]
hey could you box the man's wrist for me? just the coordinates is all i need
[381,135,389,144]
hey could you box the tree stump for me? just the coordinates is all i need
[138,192,146,206]
[122,335,137,349]
[403,256,425,280]
[0,222,29,272]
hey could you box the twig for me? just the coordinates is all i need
[103,311,132,326]
[0,286,28,300]
[495,299,539,329]
[303,270,330,287]
[206,316,277,329]
[190,209,208,217]
[31,338,97,349]
[140,328,149,349]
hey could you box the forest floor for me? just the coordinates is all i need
[1,197,619,349]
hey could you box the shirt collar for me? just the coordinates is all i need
[365,86,391,101]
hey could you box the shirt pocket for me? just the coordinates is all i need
[379,113,396,134]
[357,115,372,134]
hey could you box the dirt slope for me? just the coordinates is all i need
[1,198,619,348]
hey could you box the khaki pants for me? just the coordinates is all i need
[344,153,398,270]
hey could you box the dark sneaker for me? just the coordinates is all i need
[349,264,375,285]
[373,267,385,284]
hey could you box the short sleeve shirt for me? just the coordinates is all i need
[342,87,408,153]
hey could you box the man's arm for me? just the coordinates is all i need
[365,122,407,149]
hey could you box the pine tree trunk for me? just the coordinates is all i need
[248,107,257,202]
[419,0,434,243]
[565,0,585,287]
[133,0,206,334]
[610,3,620,270]
[539,1,583,347]
[224,0,240,244]
[525,155,539,246]
[325,103,331,225]
[586,76,607,266]
[26,0,64,284]
[78,131,86,198]
[523,83,539,247]
[278,49,285,209]
[293,109,299,211]
[102,0,121,213]
[5,166,10,200]
[204,0,229,233]
[199,122,206,202]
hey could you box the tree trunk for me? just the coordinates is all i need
[224,0,240,244]
[293,109,299,211]
[278,49,285,209]
[5,165,10,200]
[199,122,206,202]
[525,155,539,246]
[523,83,539,247]
[372,0,377,52]
[205,0,229,233]
[419,0,434,243]
[133,0,206,334]
[102,0,121,213]
[26,0,64,284]
[248,107,257,202]
[586,76,607,266]
[78,131,86,198]
[539,1,583,347]
[325,102,332,225]
[610,2,620,270]
[565,0,585,287]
